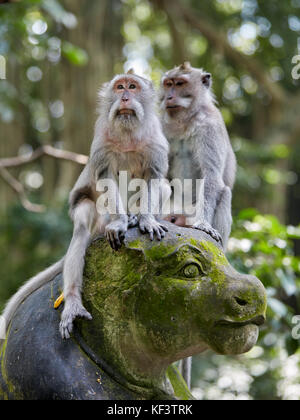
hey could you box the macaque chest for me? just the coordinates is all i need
[116,151,146,180]
[169,138,197,181]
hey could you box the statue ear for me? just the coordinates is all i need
[179,61,192,72]
[202,73,212,88]
[127,68,135,75]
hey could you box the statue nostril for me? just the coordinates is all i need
[235,297,248,307]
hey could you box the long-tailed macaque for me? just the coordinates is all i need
[2,71,170,340]
[160,62,237,389]
[161,62,236,250]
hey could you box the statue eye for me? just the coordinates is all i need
[129,84,136,89]
[181,263,202,279]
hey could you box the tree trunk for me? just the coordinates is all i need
[57,0,123,194]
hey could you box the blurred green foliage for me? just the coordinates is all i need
[0,0,299,400]
[193,211,300,400]
[0,204,72,310]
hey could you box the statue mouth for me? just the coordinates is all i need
[216,315,265,328]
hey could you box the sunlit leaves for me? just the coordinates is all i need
[61,42,88,67]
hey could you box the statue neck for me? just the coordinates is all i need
[74,325,174,399]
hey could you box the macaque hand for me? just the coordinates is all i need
[192,221,223,244]
[139,215,168,241]
[59,297,92,340]
[105,219,128,251]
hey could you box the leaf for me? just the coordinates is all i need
[41,0,68,24]
[277,269,297,296]
[285,335,299,356]
[62,42,88,67]
[238,208,259,220]
[268,298,288,318]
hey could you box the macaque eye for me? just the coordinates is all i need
[176,81,185,87]
[181,263,203,279]
[165,81,173,88]
[117,85,124,90]
[129,84,136,89]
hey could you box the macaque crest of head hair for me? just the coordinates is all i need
[179,61,193,72]
[160,63,215,120]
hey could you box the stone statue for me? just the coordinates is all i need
[0,223,266,400]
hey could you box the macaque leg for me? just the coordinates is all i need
[60,199,96,339]
[212,186,232,251]
[179,357,192,389]
[192,175,224,244]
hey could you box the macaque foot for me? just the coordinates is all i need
[139,216,168,241]
[59,299,92,340]
[105,220,128,251]
[193,221,223,244]
[128,214,138,228]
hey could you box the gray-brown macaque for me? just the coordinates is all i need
[161,62,236,389]
[60,71,170,339]
[160,62,236,251]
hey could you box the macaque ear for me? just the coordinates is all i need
[179,61,192,72]
[127,68,135,75]
[98,82,110,100]
[202,73,212,88]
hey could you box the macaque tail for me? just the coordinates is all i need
[179,357,192,389]
[1,258,64,337]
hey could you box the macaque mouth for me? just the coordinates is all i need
[216,315,265,328]
[166,105,181,110]
[118,109,136,116]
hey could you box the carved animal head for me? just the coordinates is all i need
[79,224,267,383]
[160,62,214,118]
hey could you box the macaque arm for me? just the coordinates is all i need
[191,123,230,243]
[193,123,226,224]
[139,159,170,240]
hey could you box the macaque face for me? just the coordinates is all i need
[110,77,146,127]
[113,78,141,115]
[161,65,212,118]
[162,77,193,115]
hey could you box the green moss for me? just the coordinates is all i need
[198,240,229,266]
[144,243,177,261]
[128,239,144,250]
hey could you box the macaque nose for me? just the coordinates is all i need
[122,91,130,102]
[167,94,174,101]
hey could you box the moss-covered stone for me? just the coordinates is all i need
[78,223,267,398]
[0,223,267,400]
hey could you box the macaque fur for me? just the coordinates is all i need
[161,62,236,250]
[2,72,170,341]
[161,62,237,389]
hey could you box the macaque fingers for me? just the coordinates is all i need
[193,221,223,244]
[105,220,128,251]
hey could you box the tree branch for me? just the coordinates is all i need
[0,145,88,168]
[0,168,46,213]
[0,145,88,213]
[160,1,186,65]
[150,0,287,105]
